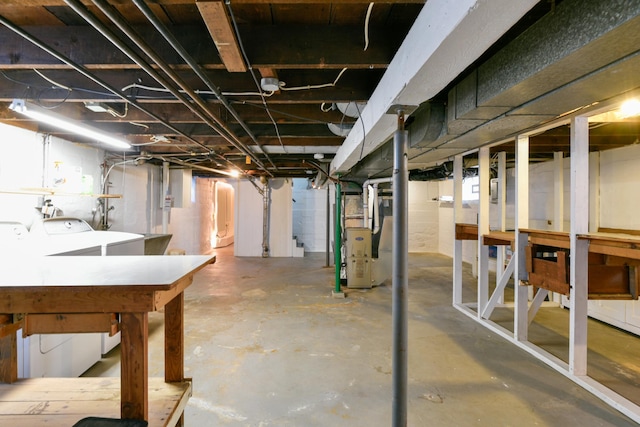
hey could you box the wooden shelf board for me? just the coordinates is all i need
[0,377,191,427]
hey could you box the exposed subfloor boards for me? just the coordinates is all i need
[84,246,639,426]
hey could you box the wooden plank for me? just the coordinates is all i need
[0,377,191,427]
[532,257,569,286]
[165,293,184,383]
[588,293,635,300]
[529,271,569,295]
[455,223,478,241]
[482,231,514,248]
[0,314,19,383]
[0,289,157,313]
[197,0,247,72]
[588,265,631,295]
[527,249,638,300]
[587,242,640,260]
[521,229,571,248]
[525,244,532,273]
[120,312,148,421]
[0,25,400,70]
[0,333,17,383]
[154,277,191,310]
[0,315,21,339]
[557,251,568,283]
[598,227,640,236]
[23,313,115,336]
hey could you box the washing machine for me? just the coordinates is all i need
[0,221,102,379]
[30,217,145,354]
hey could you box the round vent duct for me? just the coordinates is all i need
[335,101,367,118]
[328,122,353,137]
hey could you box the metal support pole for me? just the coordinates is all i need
[262,181,270,258]
[162,161,170,235]
[326,185,331,268]
[334,180,342,294]
[392,110,409,427]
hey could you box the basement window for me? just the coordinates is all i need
[462,176,479,202]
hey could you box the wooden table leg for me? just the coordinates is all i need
[165,292,184,382]
[0,315,20,384]
[120,312,149,420]
[0,333,17,383]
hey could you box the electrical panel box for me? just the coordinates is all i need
[345,227,372,289]
[170,169,192,208]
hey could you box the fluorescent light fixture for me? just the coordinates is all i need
[9,99,131,150]
[84,101,111,113]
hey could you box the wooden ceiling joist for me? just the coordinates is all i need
[196,0,247,73]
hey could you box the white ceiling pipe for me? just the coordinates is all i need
[363,177,393,229]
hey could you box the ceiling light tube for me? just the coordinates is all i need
[9,99,131,150]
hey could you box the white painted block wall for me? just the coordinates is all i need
[0,122,217,255]
[292,179,440,254]
[438,179,478,262]
[0,123,103,229]
[408,181,440,253]
[292,178,330,253]
[234,178,295,257]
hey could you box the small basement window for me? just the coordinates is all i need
[462,176,479,202]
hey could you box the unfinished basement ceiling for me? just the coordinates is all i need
[0,0,423,178]
[333,0,640,180]
[0,0,638,181]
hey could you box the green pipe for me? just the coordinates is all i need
[334,180,342,293]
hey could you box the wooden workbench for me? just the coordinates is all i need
[455,223,515,249]
[520,229,639,299]
[0,254,215,426]
[482,230,515,249]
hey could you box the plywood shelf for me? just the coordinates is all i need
[0,377,191,427]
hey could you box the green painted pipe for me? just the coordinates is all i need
[334,180,342,293]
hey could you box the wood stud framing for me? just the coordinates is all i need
[452,118,640,422]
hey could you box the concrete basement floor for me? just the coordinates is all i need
[85,246,640,426]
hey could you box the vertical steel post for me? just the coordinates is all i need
[326,185,330,267]
[392,110,409,427]
[334,180,342,293]
[262,182,270,258]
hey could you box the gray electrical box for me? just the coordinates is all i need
[170,169,192,208]
[345,227,372,289]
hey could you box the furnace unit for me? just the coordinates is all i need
[345,227,372,289]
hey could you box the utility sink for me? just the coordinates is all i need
[142,233,173,255]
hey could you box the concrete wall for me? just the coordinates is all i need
[0,122,216,255]
[292,178,330,253]
[408,181,440,253]
[438,179,478,262]
[234,178,295,257]
[291,179,440,254]
[0,123,104,229]
[600,145,640,229]
[269,179,293,257]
